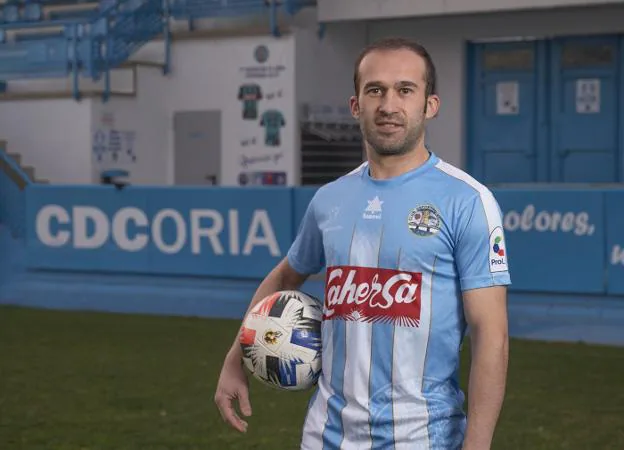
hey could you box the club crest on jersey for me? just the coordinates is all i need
[408,204,441,237]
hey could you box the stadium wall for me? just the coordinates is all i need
[90,67,169,185]
[317,0,624,22]
[367,3,624,169]
[5,5,624,187]
[162,34,297,186]
[0,34,299,187]
[1,184,624,346]
[294,23,367,112]
[0,99,93,184]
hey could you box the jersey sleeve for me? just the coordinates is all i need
[454,190,511,291]
[287,194,325,275]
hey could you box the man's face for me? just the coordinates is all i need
[350,48,439,157]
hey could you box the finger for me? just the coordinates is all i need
[237,388,252,417]
[216,396,248,433]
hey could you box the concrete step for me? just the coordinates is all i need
[6,152,21,165]
[22,165,35,180]
[3,150,48,184]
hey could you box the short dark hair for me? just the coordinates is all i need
[353,37,438,98]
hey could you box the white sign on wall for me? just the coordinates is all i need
[91,108,137,180]
[576,78,600,114]
[222,36,296,187]
[496,81,519,115]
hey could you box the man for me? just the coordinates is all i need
[215,37,510,450]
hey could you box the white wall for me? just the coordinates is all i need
[0,99,92,184]
[0,32,298,186]
[318,0,624,22]
[90,66,169,185]
[295,22,368,119]
[367,3,624,169]
[6,68,135,96]
[163,34,297,186]
[0,65,138,184]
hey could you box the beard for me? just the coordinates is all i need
[360,114,425,157]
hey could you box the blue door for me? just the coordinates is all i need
[468,41,548,184]
[550,35,620,183]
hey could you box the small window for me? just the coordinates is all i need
[483,49,533,71]
[561,44,614,68]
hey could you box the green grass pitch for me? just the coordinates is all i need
[1,305,623,449]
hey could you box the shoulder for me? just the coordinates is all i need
[432,158,500,212]
[310,161,367,205]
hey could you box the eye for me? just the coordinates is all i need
[367,87,382,95]
[399,87,413,95]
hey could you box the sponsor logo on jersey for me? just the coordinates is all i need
[407,204,441,237]
[489,226,508,272]
[363,196,383,220]
[323,265,422,327]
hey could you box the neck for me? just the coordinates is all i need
[366,142,430,180]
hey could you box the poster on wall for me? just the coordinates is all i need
[222,35,296,187]
[575,78,600,114]
[496,81,519,115]
[91,109,137,182]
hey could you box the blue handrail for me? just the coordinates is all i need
[0,146,31,239]
[0,0,316,100]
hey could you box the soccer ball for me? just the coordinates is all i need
[239,290,323,391]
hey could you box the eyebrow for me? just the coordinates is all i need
[363,80,419,90]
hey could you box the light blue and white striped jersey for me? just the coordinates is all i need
[287,152,511,450]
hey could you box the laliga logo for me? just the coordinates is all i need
[492,235,505,257]
[35,205,281,256]
[489,227,508,273]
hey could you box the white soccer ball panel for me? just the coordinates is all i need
[239,290,323,391]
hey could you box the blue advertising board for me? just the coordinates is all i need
[495,189,605,294]
[25,185,293,278]
[292,186,318,232]
[606,191,624,295]
[22,184,624,296]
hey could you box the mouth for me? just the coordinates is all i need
[375,122,403,132]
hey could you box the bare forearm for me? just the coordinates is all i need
[463,330,508,450]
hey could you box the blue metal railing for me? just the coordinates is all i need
[93,0,169,100]
[0,0,316,99]
[0,146,31,239]
[168,0,316,36]
[0,0,169,100]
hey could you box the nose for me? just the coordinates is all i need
[378,90,401,115]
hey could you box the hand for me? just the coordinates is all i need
[214,353,253,433]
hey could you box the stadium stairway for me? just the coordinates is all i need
[0,141,48,184]
[0,0,167,100]
[0,141,30,240]
[0,0,316,100]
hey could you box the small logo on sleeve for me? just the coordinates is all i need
[489,226,508,272]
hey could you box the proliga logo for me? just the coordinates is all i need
[492,235,505,257]
[489,226,508,273]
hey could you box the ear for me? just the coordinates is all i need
[349,96,360,119]
[425,94,441,120]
